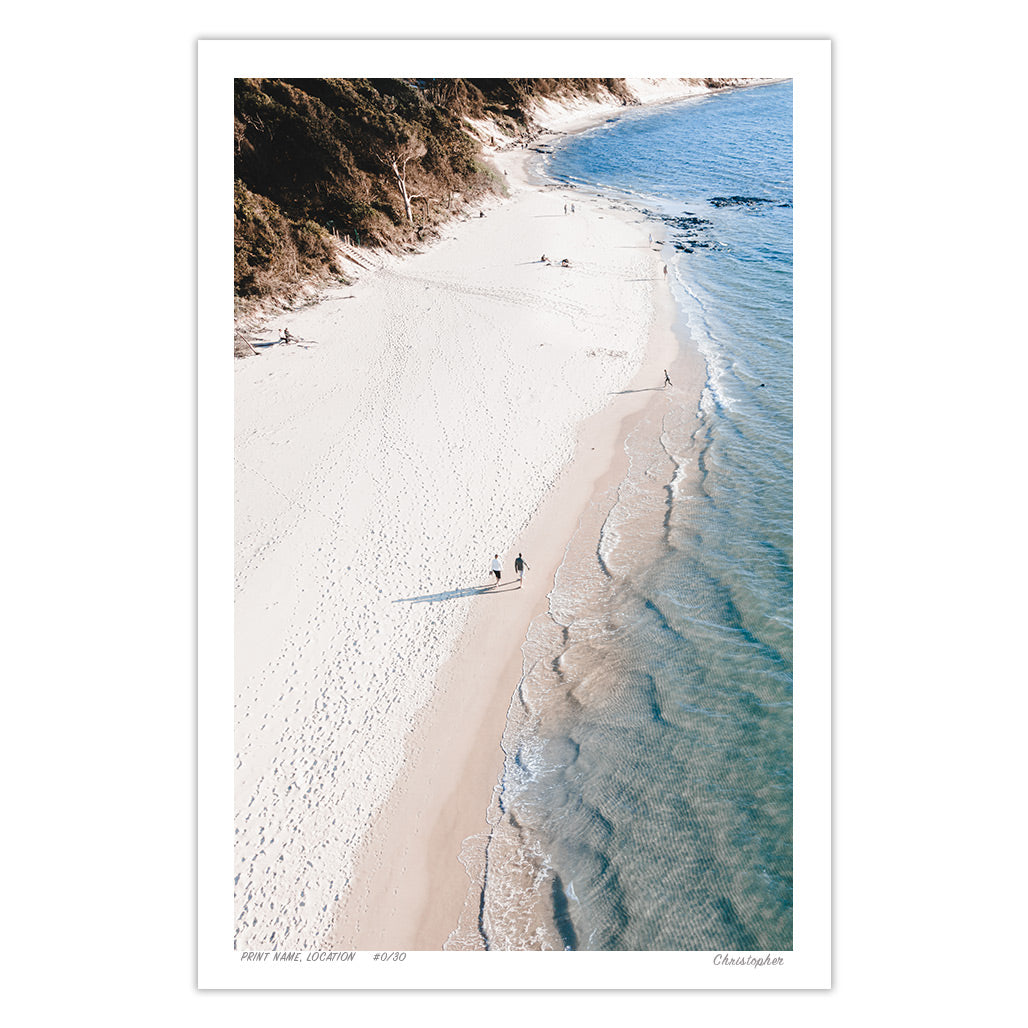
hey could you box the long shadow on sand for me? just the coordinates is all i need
[395,582,520,604]
[252,338,317,349]
[610,387,663,395]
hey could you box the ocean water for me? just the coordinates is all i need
[452,82,793,952]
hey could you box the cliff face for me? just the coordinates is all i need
[232,77,748,304]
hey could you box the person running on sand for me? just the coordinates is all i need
[283,328,292,344]
[491,555,502,586]
[514,553,530,586]
[664,369,672,388]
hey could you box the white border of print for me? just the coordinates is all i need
[198,38,830,990]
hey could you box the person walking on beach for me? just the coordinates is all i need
[664,369,672,388]
[571,203,576,214]
[514,553,530,587]
[564,203,568,215]
[663,264,668,278]
[491,555,502,586]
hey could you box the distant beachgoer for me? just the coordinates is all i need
[571,203,576,214]
[541,254,547,262]
[648,233,653,244]
[564,203,568,215]
[561,258,570,267]
[491,555,502,585]
[663,265,668,278]
[283,328,292,344]
[664,369,672,388]
[514,553,530,586]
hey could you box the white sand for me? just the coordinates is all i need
[233,80,728,950]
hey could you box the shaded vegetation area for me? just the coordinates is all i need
[233,78,634,299]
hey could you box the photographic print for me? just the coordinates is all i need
[199,39,830,989]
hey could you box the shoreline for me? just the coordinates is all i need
[234,81,717,952]
[329,257,689,950]
[327,103,706,951]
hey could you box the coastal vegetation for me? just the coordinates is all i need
[233,78,637,301]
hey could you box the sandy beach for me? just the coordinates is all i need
[234,81,712,951]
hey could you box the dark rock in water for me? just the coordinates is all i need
[708,196,774,208]
[656,210,722,254]
[664,214,713,231]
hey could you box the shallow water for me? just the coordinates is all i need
[452,81,793,952]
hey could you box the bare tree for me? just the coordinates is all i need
[383,136,429,226]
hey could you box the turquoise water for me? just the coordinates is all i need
[466,82,793,951]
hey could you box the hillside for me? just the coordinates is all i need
[233,77,754,318]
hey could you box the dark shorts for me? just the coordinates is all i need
[493,571,501,581]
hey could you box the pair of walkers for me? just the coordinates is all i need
[490,553,530,588]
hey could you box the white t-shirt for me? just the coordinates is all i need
[491,558,502,573]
